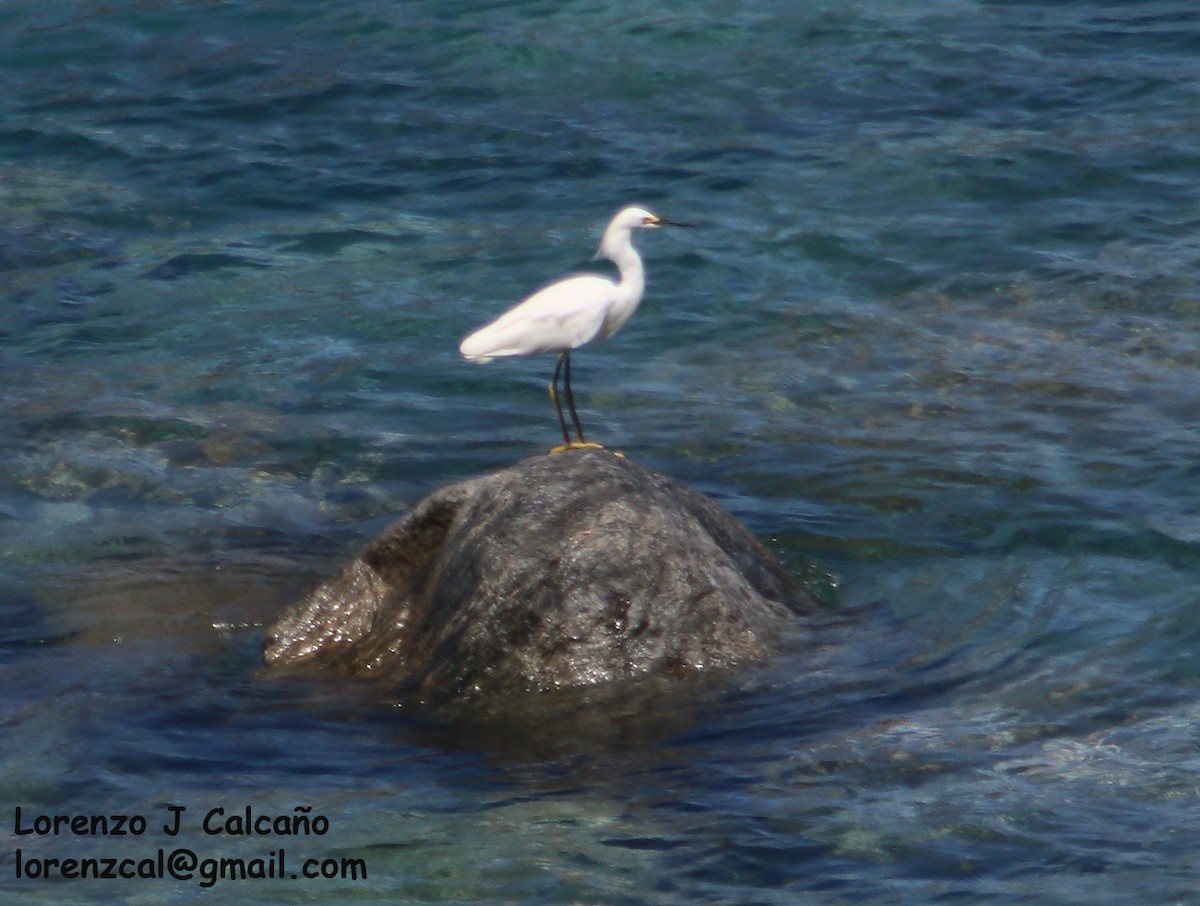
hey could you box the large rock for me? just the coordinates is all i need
[264,449,822,704]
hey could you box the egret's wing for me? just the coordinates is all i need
[460,275,616,360]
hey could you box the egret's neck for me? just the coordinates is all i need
[601,230,645,301]
[596,234,646,341]
[611,243,644,301]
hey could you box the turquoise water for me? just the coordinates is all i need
[3,0,1200,902]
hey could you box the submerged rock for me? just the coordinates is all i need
[264,449,822,704]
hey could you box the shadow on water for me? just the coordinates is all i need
[251,601,908,768]
[3,541,939,780]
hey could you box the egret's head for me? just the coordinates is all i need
[598,206,692,261]
[626,207,661,229]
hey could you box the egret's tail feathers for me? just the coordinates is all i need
[459,329,498,362]
[460,317,549,360]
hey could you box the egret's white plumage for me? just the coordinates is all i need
[460,205,690,449]
[458,274,622,361]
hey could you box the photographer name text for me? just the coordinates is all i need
[16,804,328,838]
[11,805,366,889]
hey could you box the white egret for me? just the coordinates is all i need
[459,205,692,451]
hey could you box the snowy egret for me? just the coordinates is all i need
[460,206,691,452]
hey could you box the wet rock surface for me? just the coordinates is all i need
[264,449,822,704]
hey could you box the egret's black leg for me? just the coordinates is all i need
[561,350,587,444]
[547,351,607,455]
[549,351,572,446]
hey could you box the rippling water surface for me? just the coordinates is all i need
[3,1,1200,902]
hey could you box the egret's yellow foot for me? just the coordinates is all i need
[549,441,605,454]
[548,441,626,458]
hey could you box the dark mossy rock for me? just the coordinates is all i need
[264,449,822,705]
